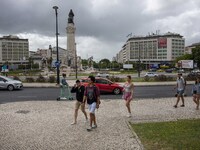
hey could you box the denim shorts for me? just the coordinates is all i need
[177,89,184,96]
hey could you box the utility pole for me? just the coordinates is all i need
[53,6,60,84]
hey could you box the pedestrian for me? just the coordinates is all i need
[70,80,88,125]
[83,76,100,131]
[57,73,73,100]
[122,75,134,117]
[192,77,200,110]
[60,73,69,99]
[173,73,186,108]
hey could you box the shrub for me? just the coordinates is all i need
[36,74,46,83]
[26,77,35,83]
[144,76,150,82]
[13,76,21,81]
[154,75,167,81]
[109,76,125,82]
[48,76,56,83]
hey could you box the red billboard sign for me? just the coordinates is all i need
[158,38,167,48]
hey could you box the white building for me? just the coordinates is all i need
[116,32,185,66]
[185,42,200,54]
[0,35,29,65]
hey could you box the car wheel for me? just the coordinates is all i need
[7,85,14,91]
[113,88,121,95]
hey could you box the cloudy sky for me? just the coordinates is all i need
[0,0,200,61]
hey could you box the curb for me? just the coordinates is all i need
[126,121,144,150]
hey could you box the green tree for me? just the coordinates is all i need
[175,54,193,63]
[192,46,200,68]
[99,59,111,69]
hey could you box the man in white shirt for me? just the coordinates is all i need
[174,73,185,108]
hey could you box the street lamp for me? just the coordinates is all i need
[53,6,60,84]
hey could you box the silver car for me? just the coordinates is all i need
[0,76,23,91]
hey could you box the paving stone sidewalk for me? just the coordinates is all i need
[1,97,200,150]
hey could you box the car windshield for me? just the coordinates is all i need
[1,76,13,81]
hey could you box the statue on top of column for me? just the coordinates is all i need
[68,9,74,24]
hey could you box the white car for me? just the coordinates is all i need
[0,76,23,91]
[144,72,158,77]
[96,73,109,78]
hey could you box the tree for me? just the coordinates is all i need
[99,59,110,69]
[192,46,200,68]
[175,54,193,63]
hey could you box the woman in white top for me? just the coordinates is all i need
[122,75,134,117]
[192,77,200,110]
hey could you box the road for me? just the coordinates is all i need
[0,85,193,104]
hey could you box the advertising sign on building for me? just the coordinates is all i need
[123,64,133,69]
[158,38,167,48]
[178,60,194,69]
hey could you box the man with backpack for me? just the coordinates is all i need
[174,73,186,108]
[83,76,100,131]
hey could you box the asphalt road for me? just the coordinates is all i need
[0,85,193,104]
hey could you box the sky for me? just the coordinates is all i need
[0,0,200,61]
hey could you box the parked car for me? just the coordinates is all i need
[81,77,123,95]
[178,69,185,73]
[0,76,23,91]
[149,68,157,72]
[165,69,173,73]
[96,72,109,78]
[144,72,158,77]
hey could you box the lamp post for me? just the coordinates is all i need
[53,6,60,84]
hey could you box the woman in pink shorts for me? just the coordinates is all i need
[122,75,134,117]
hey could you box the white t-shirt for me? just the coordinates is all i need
[177,77,185,91]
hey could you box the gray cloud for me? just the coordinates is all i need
[0,0,200,60]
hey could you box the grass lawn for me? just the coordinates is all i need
[131,119,200,150]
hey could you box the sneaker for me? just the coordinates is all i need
[127,113,132,118]
[87,126,92,132]
[92,125,97,129]
[180,104,185,107]
[71,122,76,125]
[84,119,89,123]
[173,105,177,108]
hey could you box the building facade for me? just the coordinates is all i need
[0,35,29,65]
[116,32,185,66]
[185,42,200,54]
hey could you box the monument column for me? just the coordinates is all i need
[66,9,76,68]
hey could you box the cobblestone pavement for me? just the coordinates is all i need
[1,97,200,150]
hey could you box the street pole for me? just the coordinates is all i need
[53,6,60,84]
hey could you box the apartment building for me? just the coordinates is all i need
[0,35,29,65]
[185,42,200,54]
[116,32,185,66]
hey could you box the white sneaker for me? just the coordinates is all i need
[84,119,89,123]
[71,122,76,125]
[92,125,97,129]
[87,126,92,131]
[127,113,132,118]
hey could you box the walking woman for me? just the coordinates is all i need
[192,77,200,110]
[122,75,134,117]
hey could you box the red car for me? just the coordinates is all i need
[81,77,123,95]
